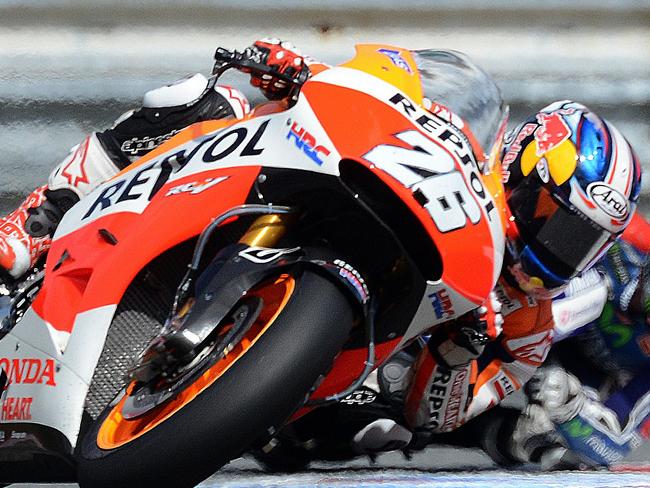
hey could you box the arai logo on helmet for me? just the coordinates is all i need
[587,183,629,220]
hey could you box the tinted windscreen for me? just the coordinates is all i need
[411,49,507,155]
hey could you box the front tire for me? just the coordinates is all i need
[77,270,355,488]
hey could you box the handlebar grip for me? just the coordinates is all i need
[212,47,309,87]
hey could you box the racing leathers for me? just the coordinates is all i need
[255,272,555,464]
[0,39,309,281]
[404,275,554,437]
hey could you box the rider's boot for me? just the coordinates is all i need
[0,186,63,279]
[347,350,415,454]
[253,350,416,472]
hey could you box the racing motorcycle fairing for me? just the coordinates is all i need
[0,44,509,476]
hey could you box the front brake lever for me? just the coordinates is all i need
[212,47,310,105]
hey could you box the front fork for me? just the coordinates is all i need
[239,213,295,248]
[130,204,372,406]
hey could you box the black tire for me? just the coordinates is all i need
[77,270,355,488]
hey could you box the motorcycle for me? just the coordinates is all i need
[0,44,508,487]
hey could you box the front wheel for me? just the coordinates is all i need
[77,270,356,488]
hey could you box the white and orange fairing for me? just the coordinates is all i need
[0,44,508,446]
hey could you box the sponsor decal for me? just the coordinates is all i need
[238,246,300,264]
[526,295,538,307]
[427,368,452,430]
[506,331,553,365]
[0,358,57,388]
[584,435,624,463]
[502,123,536,182]
[493,283,522,316]
[385,93,497,231]
[534,112,571,155]
[428,289,455,319]
[428,102,464,129]
[121,130,181,157]
[494,373,515,400]
[165,176,229,196]
[1,397,32,421]
[441,367,468,432]
[556,299,606,333]
[61,135,92,187]
[82,120,268,221]
[377,48,413,74]
[597,305,633,347]
[608,243,630,284]
[508,264,553,301]
[333,259,369,304]
[340,389,377,405]
[286,120,331,165]
[565,417,593,438]
[587,183,630,220]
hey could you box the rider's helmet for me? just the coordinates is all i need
[502,100,642,299]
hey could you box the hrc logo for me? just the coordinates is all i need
[286,121,331,165]
[429,289,454,319]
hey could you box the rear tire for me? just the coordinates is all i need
[77,270,355,488]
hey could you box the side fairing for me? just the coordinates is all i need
[302,63,506,337]
[0,306,116,448]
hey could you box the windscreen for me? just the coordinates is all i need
[411,49,507,155]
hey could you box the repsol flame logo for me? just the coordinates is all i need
[588,183,629,220]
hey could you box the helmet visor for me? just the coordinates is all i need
[509,183,614,280]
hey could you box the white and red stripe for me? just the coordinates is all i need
[214,85,251,120]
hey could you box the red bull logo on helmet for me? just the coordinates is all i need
[534,112,571,156]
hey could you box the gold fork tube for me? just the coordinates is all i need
[238,214,294,248]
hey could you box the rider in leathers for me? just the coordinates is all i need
[0,42,642,465]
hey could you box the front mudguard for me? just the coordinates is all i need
[136,243,368,381]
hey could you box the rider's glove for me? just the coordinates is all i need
[526,366,633,467]
[526,366,586,424]
[244,38,308,100]
[432,291,503,368]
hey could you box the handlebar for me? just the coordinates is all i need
[212,47,310,104]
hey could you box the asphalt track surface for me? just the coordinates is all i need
[7,449,650,487]
[205,470,650,488]
[201,454,650,488]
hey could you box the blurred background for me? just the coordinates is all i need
[0,0,648,213]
